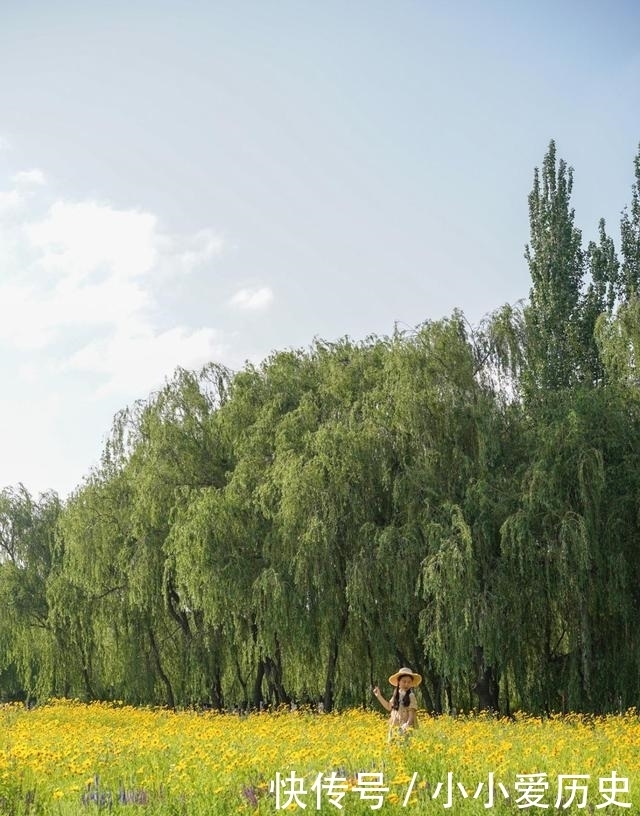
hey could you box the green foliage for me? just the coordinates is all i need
[2,142,640,716]
[524,140,585,391]
[620,144,640,300]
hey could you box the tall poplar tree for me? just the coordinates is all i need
[620,144,640,301]
[580,219,619,385]
[524,140,585,392]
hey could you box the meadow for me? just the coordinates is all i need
[1,700,639,814]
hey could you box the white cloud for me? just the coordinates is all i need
[0,201,159,349]
[0,182,228,397]
[0,281,52,348]
[0,168,47,218]
[0,397,58,491]
[229,285,274,311]
[158,228,225,275]
[0,189,24,215]
[12,168,46,186]
[25,200,159,283]
[63,324,229,398]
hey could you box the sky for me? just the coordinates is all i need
[0,0,639,500]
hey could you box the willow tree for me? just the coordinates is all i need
[166,476,272,709]
[55,364,233,707]
[341,320,472,711]
[164,358,291,709]
[55,466,159,703]
[267,338,402,710]
[203,342,388,710]
[170,349,327,708]
[0,486,61,700]
[367,314,521,713]
[115,363,231,706]
[499,384,640,712]
[595,299,640,387]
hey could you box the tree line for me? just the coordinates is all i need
[1,141,640,715]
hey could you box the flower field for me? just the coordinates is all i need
[1,700,640,814]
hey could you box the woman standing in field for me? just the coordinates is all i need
[373,667,421,740]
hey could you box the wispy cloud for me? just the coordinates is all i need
[25,200,159,282]
[0,175,227,397]
[157,227,225,276]
[0,389,66,493]
[0,167,46,216]
[229,285,274,311]
[0,189,24,215]
[12,168,46,186]
[63,324,229,398]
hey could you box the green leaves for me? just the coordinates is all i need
[620,145,640,301]
[4,143,640,716]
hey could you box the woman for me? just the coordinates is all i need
[373,667,421,740]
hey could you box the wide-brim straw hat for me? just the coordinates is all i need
[388,667,422,687]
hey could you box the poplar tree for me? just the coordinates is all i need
[581,219,619,385]
[620,144,640,301]
[524,140,585,392]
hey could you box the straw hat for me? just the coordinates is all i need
[388,667,422,687]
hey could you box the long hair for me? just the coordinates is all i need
[391,678,412,711]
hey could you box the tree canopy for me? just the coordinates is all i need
[2,141,640,715]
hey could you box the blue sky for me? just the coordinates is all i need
[0,0,639,498]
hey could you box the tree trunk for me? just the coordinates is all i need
[264,640,289,705]
[210,671,223,710]
[323,638,339,713]
[253,659,265,708]
[422,668,441,714]
[472,645,499,711]
[323,611,348,712]
[148,625,175,709]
